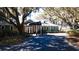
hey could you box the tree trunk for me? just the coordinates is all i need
[17,24,25,34]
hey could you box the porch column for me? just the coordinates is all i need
[40,25,42,34]
[36,25,37,35]
[29,26,30,34]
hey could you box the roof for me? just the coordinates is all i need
[25,19,34,24]
[29,22,41,25]
[42,23,58,27]
[0,20,12,26]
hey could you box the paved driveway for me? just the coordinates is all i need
[0,35,78,51]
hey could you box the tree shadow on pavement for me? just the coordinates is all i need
[0,35,78,51]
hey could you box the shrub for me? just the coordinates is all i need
[67,29,79,36]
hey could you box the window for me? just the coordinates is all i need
[0,25,1,29]
[10,26,13,30]
[1,26,5,30]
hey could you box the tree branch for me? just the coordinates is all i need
[9,19,17,28]
[0,16,17,28]
[13,8,20,25]
[5,7,17,20]
[22,9,33,24]
[5,7,20,25]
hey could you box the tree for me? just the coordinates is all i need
[38,7,79,29]
[0,7,39,33]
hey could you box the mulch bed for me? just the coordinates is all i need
[67,36,79,42]
[0,36,25,45]
[66,36,79,48]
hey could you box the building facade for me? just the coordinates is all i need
[0,19,18,32]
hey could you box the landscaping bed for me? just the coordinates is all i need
[0,32,31,45]
[0,36,24,45]
[66,29,79,49]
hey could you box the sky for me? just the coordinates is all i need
[27,8,44,22]
[19,8,44,23]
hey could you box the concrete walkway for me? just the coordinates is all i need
[32,33,68,36]
[47,33,68,36]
